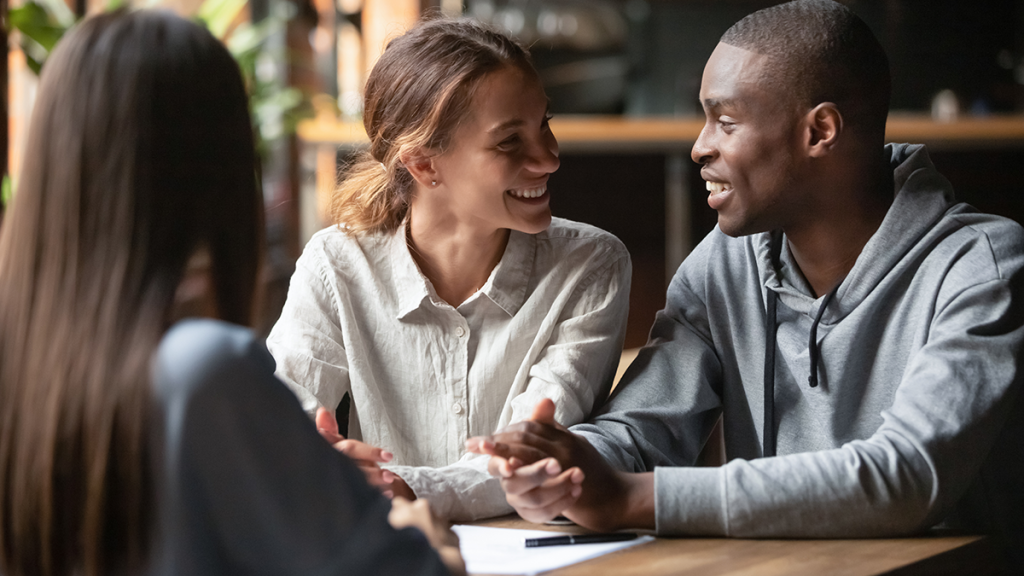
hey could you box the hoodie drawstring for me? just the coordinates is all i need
[807,282,842,388]
[763,287,780,457]
[762,234,783,458]
[762,233,842,457]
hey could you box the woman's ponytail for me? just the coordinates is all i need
[329,152,413,234]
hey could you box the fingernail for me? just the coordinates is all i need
[383,490,394,499]
[572,486,582,498]
[381,451,393,461]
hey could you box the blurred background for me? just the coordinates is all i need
[2,0,1024,345]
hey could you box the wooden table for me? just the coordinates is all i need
[467,515,1003,576]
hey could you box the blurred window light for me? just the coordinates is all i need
[441,0,463,17]
[495,7,525,36]
[338,0,362,15]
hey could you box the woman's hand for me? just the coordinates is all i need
[389,497,466,576]
[315,407,414,499]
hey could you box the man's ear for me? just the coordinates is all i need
[805,103,843,158]
[401,149,439,189]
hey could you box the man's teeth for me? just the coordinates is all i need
[508,187,546,199]
[706,181,730,195]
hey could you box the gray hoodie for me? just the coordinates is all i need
[573,144,1024,553]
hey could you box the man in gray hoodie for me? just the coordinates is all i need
[468,0,1024,565]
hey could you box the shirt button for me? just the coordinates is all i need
[455,326,466,337]
[452,402,463,414]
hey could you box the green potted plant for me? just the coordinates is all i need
[5,0,311,203]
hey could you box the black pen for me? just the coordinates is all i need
[524,533,638,548]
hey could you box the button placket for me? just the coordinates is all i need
[449,316,470,462]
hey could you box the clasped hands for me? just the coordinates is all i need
[465,398,654,532]
[315,399,653,531]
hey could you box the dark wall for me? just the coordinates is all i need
[531,0,1024,116]
[549,153,668,348]
[881,0,1022,112]
[929,147,1024,225]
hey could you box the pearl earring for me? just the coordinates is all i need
[431,180,437,186]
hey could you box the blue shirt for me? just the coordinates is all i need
[147,319,449,575]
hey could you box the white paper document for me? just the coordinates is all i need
[452,524,654,575]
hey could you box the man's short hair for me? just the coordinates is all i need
[721,0,891,140]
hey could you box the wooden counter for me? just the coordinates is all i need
[296,113,1024,272]
[467,515,1003,576]
[298,113,1024,152]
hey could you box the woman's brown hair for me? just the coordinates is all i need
[330,17,536,235]
[0,10,261,575]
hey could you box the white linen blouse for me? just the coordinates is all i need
[266,217,631,520]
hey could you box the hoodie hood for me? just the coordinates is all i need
[756,143,958,320]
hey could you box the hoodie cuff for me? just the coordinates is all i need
[654,466,727,535]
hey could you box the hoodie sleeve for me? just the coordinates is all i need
[655,265,1022,538]
[571,232,725,474]
[574,223,1024,539]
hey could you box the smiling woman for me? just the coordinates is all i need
[266,17,632,521]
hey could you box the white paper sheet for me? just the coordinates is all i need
[452,524,654,575]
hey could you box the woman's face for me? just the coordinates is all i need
[428,65,559,235]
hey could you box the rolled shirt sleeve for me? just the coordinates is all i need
[267,250,351,417]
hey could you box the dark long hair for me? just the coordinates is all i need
[0,10,261,575]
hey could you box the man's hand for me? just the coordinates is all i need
[316,407,415,500]
[389,497,466,576]
[466,399,655,531]
[493,456,584,524]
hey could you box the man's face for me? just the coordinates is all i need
[692,42,808,237]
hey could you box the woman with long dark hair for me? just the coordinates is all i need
[0,10,461,575]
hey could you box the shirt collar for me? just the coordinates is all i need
[479,229,534,317]
[390,223,434,320]
[390,223,536,320]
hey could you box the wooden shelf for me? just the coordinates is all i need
[298,113,1024,152]
[296,111,1024,280]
